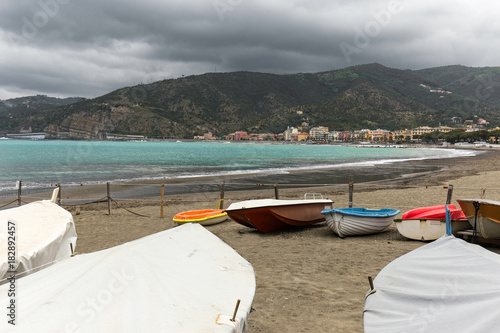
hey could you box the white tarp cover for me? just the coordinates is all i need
[364,235,500,332]
[0,223,255,332]
[0,200,77,282]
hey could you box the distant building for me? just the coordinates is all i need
[297,132,309,141]
[233,131,248,140]
[309,126,329,140]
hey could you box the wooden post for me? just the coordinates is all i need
[57,183,62,206]
[17,180,22,206]
[368,276,374,290]
[219,181,225,209]
[231,299,241,322]
[274,183,279,199]
[160,183,165,218]
[348,183,354,208]
[107,182,112,215]
[446,184,453,205]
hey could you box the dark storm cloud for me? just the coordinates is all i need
[0,0,499,99]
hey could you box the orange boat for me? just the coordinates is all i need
[173,209,228,226]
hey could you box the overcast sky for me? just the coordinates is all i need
[0,0,498,99]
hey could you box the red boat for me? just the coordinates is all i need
[401,204,466,221]
[225,198,333,233]
[396,204,469,241]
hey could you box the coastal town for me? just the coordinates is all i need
[195,117,498,143]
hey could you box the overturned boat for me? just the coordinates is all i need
[0,189,77,282]
[396,204,470,241]
[364,235,500,332]
[173,209,228,226]
[0,223,255,332]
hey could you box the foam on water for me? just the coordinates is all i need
[0,140,477,194]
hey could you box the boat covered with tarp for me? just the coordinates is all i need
[0,223,255,332]
[364,235,500,332]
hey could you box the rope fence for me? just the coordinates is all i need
[1,179,499,218]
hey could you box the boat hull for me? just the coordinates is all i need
[0,223,255,332]
[173,209,228,226]
[0,200,77,281]
[457,199,500,239]
[397,204,470,241]
[396,219,470,241]
[364,235,500,332]
[321,208,399,238]
[226,199,333,233]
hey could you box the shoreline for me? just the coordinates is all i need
[0,147,490,206]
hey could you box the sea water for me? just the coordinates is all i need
[0,139,475,195]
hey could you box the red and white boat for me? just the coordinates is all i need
[225,198,333,233]
[396,204,470,241]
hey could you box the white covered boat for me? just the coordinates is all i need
[320,207,400,237]
[0,189,77,282]
[0,223,255,332]
[456,199,500,239]
[364,235,500,332]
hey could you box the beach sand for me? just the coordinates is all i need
[6,147,500,332]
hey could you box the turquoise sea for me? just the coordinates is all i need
[0,139,475,195]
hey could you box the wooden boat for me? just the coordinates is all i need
[321,207,400,237]
[173,209,228,226]
[364,235,500,332]
[396,204,470,241]
[225,198,333,233]
[456,199,500,239]
[0,188,77,282]
[0,223,255,332]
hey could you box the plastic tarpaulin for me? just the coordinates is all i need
[0,200,77,282]
[0,223,255,332]
[364,236,500,332]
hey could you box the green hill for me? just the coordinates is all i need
[3,64,500,139]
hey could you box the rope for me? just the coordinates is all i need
[62,197,109,207]
[110,198,150,218]
[0,199,18,209]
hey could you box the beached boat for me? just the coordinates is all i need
[225,198,333,233]
[321,207,400,237]
[396,204,470,241]
[173,209,228,225]
[364,235,500,332]
[456,198,500,239]
[0,223,255,332]
[0,188,77,282]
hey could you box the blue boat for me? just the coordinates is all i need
[321,207,400,237]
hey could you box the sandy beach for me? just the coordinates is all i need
[4,147,500,332]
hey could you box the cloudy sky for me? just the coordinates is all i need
[0,0,498,99]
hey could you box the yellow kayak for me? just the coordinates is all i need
[173,209,228,225]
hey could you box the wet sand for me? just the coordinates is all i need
[4,147,500,332]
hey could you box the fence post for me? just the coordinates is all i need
[57,183,62,206]
[160,183,165,218]
[219,181,225,209]
[107,182,112,215]
[446,184,453,205]
[348,182,354,208]
[17,180,22,206]
[274,183,279,199]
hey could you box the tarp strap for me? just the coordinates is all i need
[472,201,480,243]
